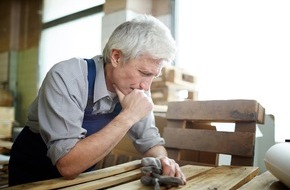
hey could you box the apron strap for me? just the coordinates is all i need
[84,58,96,114]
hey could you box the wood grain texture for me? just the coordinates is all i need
[171,166,259,190]
[0,140,13,149]
[5,161,270,190]
[163,127,255,157]
[106,165,213,190]
[238,171,290,190]
[166,100,265,123]
[60,169,142,190]
[5,160,141,190]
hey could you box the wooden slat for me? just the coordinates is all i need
[0,160,8,165]
[0,140,13,149]
[232,122,256,166]
[238,171,289,190]
[167,120,186,128]
[106,165,213,190]
[166,100,265,123]
[151,83,197,105]
[166,149,181,161]
[163,127,255,156]
[173,166,259,190]
[180,122,218,165]
[152,65,196,86]
[60,169,142,190]
[5,160,141,190]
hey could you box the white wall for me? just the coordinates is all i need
[176,0,290,142]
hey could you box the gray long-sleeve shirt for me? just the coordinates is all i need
[26,55,164,165]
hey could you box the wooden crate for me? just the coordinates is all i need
[152,65,196,88]
[151,65,197,105]
[164,100,265,167]
[151,82,198,105]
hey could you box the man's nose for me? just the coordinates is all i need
[140,78,153,91]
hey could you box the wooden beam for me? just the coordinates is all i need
[166,100,265,123]
[6,160,141,190]
[163,127,255,157]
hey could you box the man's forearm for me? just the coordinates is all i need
[56,112,135,179]
[143,145,168,158]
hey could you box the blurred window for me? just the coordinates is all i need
[39,0,104,86]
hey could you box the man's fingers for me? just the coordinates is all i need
[160,157,187,185]
[175,163,186,185]
[113,84,125,101]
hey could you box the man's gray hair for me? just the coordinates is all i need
[102,14,176,64]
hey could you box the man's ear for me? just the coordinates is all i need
[110,49,122,67]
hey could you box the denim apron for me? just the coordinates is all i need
[83,59,122,136]
[8,59,121,186]
[82,59,122,171]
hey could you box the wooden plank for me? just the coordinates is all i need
[180,122,218,165]
[0,160,9,165]
[167,67,195,83]
[153,105,168,113]
[151,81,196,90]
[106,165,213,190]
[5,160,141,190]
[0,140,13,154]
[167,120,186,128]
[238,171,289,190]
[163,127,254,157]
[0,140,13,149]
[166,149,181,161]
[153,65,196,85]
[173,166,259,190]
[232,122,256,166]
[151,82,197,105]
[166,100,265,123]
[60,169,142,190]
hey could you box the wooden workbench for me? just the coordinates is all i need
[5,159,288,190]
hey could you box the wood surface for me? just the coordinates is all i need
[0,160,8,165]
[172,165,259,190]
[5,161,267,190]
[0,140,13,149]
[106,165,213,190]
[163,99,264,167]
[166,99,265,123]
[238,171,290,190]
[163,127,254,157]
[232,121,256,166]
[5,160,141,190]
[60,169,142,190]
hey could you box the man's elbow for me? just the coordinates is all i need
[56,161,79,180]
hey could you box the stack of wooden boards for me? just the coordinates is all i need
[151,65,197,105]
[0,140,12,188]
[0,107,14,140]
[0,106,15,188]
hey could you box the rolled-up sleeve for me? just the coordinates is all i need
[37,58,88,165]
[128,111,165,154]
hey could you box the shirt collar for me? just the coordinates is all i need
[92,55,110,102]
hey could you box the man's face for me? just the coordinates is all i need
[111,54,163,95]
